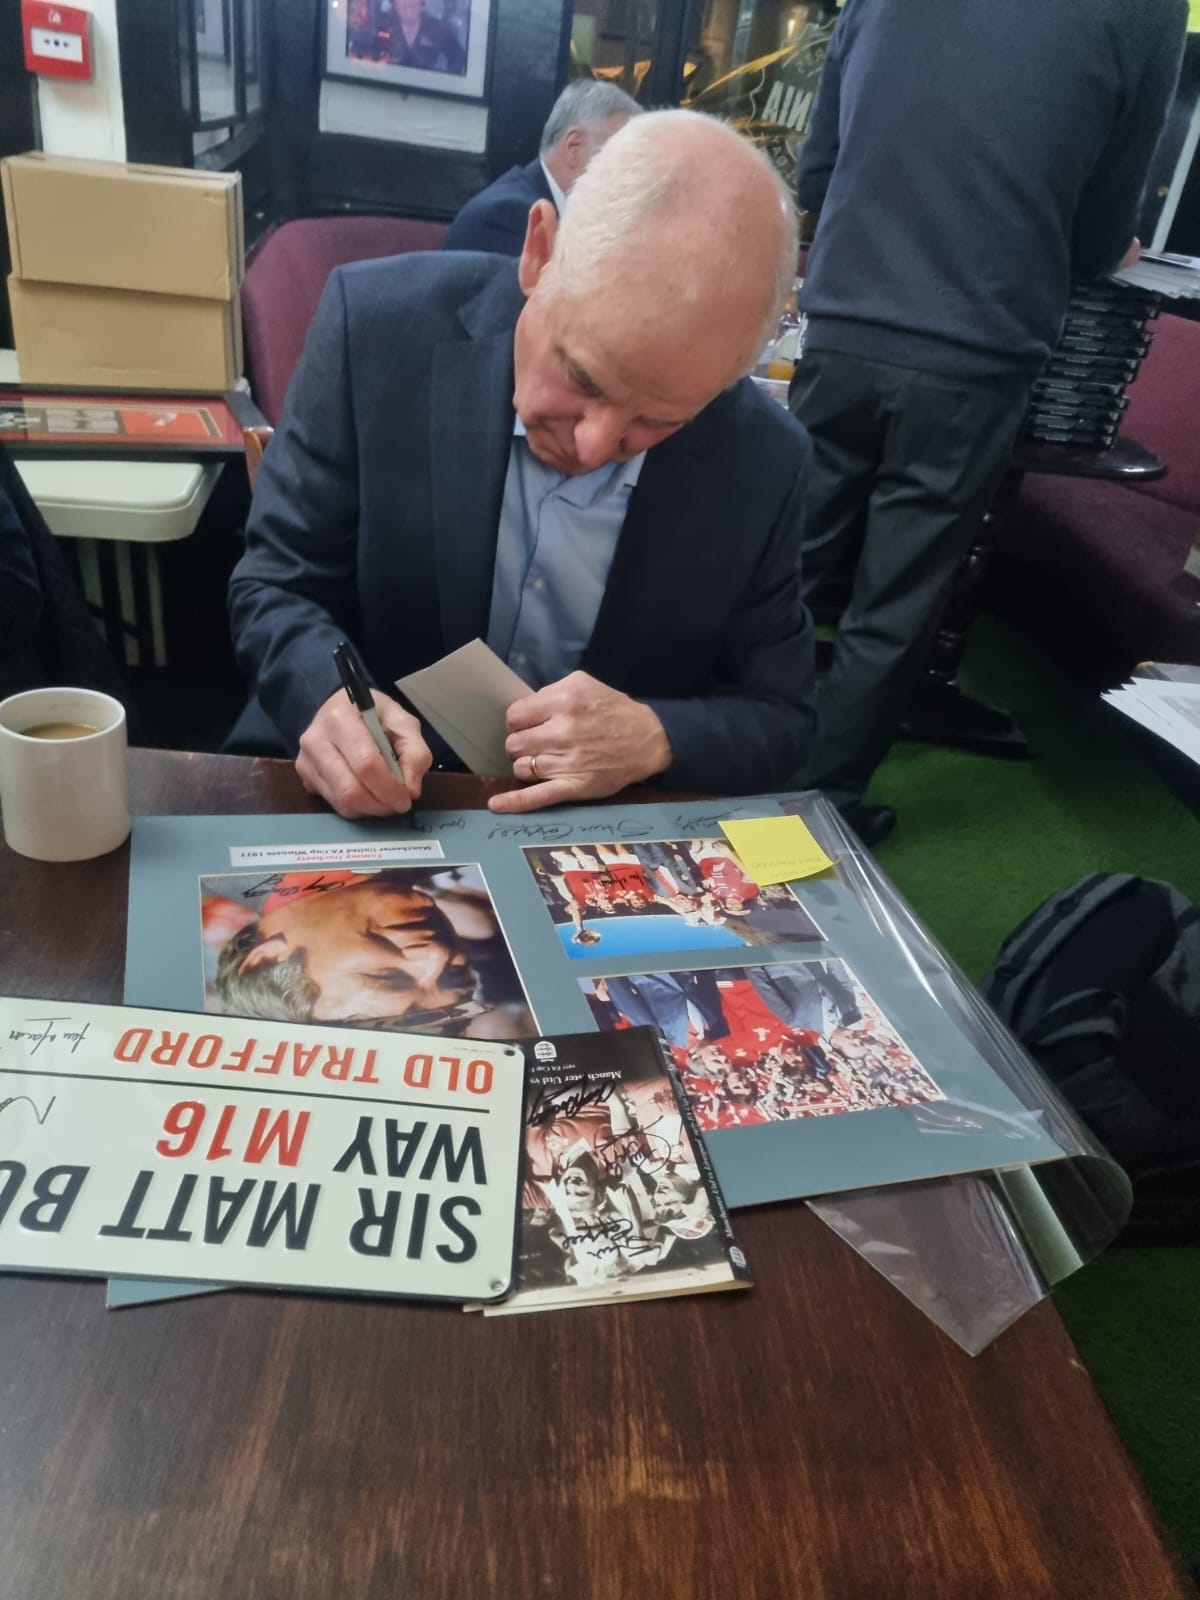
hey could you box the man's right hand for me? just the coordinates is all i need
[295,689,432,818]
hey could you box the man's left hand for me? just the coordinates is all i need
[490,670,672,814]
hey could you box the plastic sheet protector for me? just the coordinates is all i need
[120,792,1130,1347]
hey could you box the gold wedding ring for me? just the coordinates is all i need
[529,754,541,780]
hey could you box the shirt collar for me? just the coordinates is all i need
[539,158,568,217]
[513,412,645,492]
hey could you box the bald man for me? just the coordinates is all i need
[227,111,815,816]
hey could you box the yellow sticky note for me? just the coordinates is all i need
[719,815,834,885]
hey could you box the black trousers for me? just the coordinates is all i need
[788,348,1031,808]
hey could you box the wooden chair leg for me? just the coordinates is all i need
[243,425,274,494]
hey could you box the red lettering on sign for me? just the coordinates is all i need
[353,1048,380,1085]
[113,1027,152,1062]
[466,1059,493,1095]
[440,1055,462,1091]
[404,1053,432,1089]
[245,1108,310,1167]
[155,1102,310,1165]
[323,1047,354,1081]
[206,1104,236,1159]
[254,1041,287,1076]
[220,1039,257,1073]
[149,1033,188,1066]
[156,1101,205,1157]
[291,1044,320,1077]
[187,1035,223,1069]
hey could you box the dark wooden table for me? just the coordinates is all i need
[0,750,1191,1600]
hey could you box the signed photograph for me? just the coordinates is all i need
[483,1029,749,1314]
[199,864,534,1038]
[580,960,943,1132]
[523,838,824,959]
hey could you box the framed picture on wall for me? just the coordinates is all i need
[324,0,493,102]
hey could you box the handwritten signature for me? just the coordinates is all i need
[0,1094,56,1125]
[527,1075,616,1128]
[593,1128,673,1178]
[487,818,658,843]
[8,1019,90,1055]
[240,872,348,901]
[562,1214,658,1260]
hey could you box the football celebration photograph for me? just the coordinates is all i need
[523,838,824,959]
[198,863,535,1037]
[580,959,943,1131]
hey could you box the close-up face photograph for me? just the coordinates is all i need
[200,864,534,1034]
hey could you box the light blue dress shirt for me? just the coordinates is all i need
[485,416,646,689]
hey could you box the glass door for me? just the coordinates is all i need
[568,0,665,102]
[686,0,836,197]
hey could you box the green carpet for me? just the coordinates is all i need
[866,615,1200,1565]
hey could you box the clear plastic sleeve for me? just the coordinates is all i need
[788,794,1131,1355]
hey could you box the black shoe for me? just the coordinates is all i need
[838,803,897,849]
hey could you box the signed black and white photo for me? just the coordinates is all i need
[485,1030,749,1315]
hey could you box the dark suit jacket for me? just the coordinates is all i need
[442,159,555,257]
[227,253,816,794]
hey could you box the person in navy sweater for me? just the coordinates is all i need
[789,0,1187,846]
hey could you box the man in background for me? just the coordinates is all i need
[790,0,1187,846]
[443,80,640,255]
[228,112,815,817]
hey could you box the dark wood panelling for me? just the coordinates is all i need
[484,0,573,175]
[307,134,484,218]
[644,0,690,111]
[116,0,195,167]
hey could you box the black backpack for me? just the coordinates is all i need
[981,873,1200,1245]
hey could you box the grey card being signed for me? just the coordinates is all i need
[396,638,531,776]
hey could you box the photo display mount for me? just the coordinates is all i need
[124,794,1129,1249]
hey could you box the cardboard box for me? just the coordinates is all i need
[2,154,243,302]
[9,277,242,393]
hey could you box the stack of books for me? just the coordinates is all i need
[1020,281,1163,453]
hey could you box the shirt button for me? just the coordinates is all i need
[513,652,527,667]
[530,577,545,592]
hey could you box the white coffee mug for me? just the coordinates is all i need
[0,687,130,862]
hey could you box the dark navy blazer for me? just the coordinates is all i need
[442,159,555,257]
[226,253,816,794]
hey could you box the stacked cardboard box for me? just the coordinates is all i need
[2,154,244,392]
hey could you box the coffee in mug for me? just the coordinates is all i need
[0,687,130,861]
[22,721,102,741]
